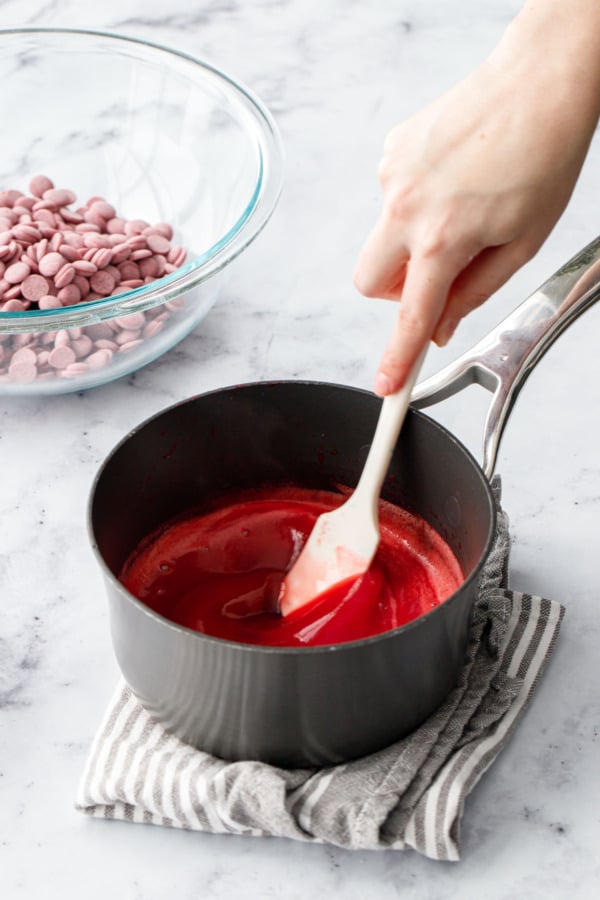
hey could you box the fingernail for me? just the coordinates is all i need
[374,371,394,396]
[436,319,459,347]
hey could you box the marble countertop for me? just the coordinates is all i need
[2,1,599,897]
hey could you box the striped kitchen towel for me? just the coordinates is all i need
[77,479,565,860]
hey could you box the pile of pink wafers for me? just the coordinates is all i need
[0,175,188,383]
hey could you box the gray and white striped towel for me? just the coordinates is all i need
[77,479,565,860]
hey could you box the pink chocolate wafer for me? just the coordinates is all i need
[8,361,37,382]
[0,176,189,384]
[48,345,76,369]
[21,274,50,302]
[86,348,113,370]
[90,270,116,295]
[29,175,54,198]
[54,263,76,289]
[4,261,31,284]
[11,346,38,366]
[57,284,81,306]
[43,188,77,207]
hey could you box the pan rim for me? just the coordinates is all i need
[88,379,497,655]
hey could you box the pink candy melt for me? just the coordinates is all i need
[0,175,188,382]
[21,274,50,302]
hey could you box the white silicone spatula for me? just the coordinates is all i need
[279,348,427,618]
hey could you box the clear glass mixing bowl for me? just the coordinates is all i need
[0,28,284,395]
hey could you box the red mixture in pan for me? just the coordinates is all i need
[119,486,463,647]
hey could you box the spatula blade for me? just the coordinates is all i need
[279,501,379,617]
[279,347,427,619]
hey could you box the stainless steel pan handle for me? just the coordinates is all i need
[411,235,600,478]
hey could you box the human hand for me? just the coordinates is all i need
[354,4,600,396]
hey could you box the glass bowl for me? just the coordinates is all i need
[0,28,284,395]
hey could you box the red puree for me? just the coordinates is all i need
[119,487,463,647]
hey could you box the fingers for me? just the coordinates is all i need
[432,240,534,345]
[357,204,479,395]
[373,254,450,396]
[356,210,477,395]
[353,214,410,299]
[371,238,537,395]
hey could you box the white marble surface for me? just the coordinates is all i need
[1,1,600,897]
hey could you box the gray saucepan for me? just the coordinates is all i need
[89,235,600,767]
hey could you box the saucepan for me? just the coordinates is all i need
[89,235,600,767]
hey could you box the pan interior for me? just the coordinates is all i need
[90,381,495,595]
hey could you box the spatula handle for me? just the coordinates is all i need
[352,347,427,515]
